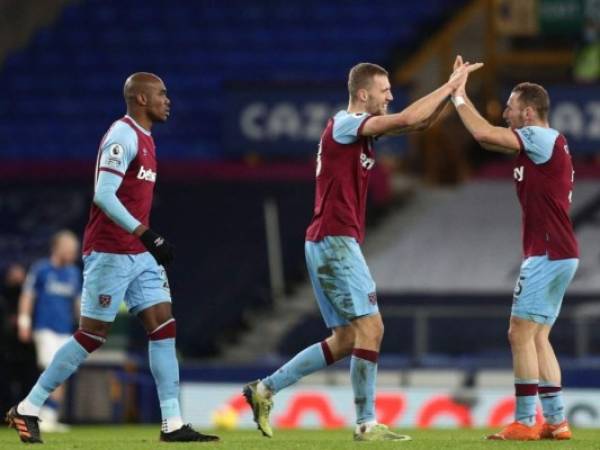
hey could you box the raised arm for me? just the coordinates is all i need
[451,71,520,154]
[361,60,483,136]
[452,96,520,154]
[361,83,452,136]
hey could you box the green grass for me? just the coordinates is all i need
[2,426,600,449]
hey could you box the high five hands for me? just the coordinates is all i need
[448,54,483,96]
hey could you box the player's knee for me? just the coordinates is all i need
[534,331,550,349]
[361,328,383,349]
[370,319,384,345]
[507,326,527,347]
[138,302,173,333]
[74,329,106,353]
[353,316,383,347]
[148,318,176,340]
[507,327,516,345]
[366,313,383,332]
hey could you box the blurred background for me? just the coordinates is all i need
[1,0,599,430]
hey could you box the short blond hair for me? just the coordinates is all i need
[348,63,388,100]
[50,229,78,251]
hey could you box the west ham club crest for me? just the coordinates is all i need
[368,292,377,305]
[99,294,112,308]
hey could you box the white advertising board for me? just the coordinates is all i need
[180,383,600,429]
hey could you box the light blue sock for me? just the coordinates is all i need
[149,338,181,419]
[539,381,565,424]
[351,352,378,424]
[515,378,538,426]
[26,337,89,408]
[263,343,328,393]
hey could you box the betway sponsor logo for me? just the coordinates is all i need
[360,152,375,170]
[137,166,156,182]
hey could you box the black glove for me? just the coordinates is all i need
[140,229,174,267]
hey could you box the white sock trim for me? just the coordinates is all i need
[80,330,106,343]
[150,318,175,336]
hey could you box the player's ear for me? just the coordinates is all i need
[136,93,148,106]
[357,88,368,103]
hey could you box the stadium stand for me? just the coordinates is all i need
[1,0,597,375]
[3,1,600,432]
[0,178,315,357]
[370,181,600,294]
[0,0,466,160]
[0,0,468,358]
[275,180,600,363]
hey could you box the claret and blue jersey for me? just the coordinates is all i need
[510,125,579,326]
[305,110,379,328]
[306,110,375,244]
[83,115,157,256]
[80,115,171,323]
[511,125,579,260]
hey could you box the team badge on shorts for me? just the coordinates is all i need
[98,294,112,308]
[368,292,377,305]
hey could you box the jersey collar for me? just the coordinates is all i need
[125,115,152,136]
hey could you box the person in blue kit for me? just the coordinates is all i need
[17,230,81,433]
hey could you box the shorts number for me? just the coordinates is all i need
[513,277,524,301]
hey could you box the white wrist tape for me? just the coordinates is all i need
[452,96,465,107]
[18,314,31,329]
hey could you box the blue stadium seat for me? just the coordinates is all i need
[0,0,464,160]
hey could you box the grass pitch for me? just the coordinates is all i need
[1,426,600,449]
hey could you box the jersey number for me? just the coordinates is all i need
[315,139,323,177]
[569,170,574,203]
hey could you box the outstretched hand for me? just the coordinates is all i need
[451,55,466,95]
[453,55,463,72]
[448,55,483,94]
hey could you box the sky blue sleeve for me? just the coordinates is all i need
[94,122,141,233]
[332,112,370,144]
[98,122,138,175]
[94,171,141,233]
[515,126,559,164]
